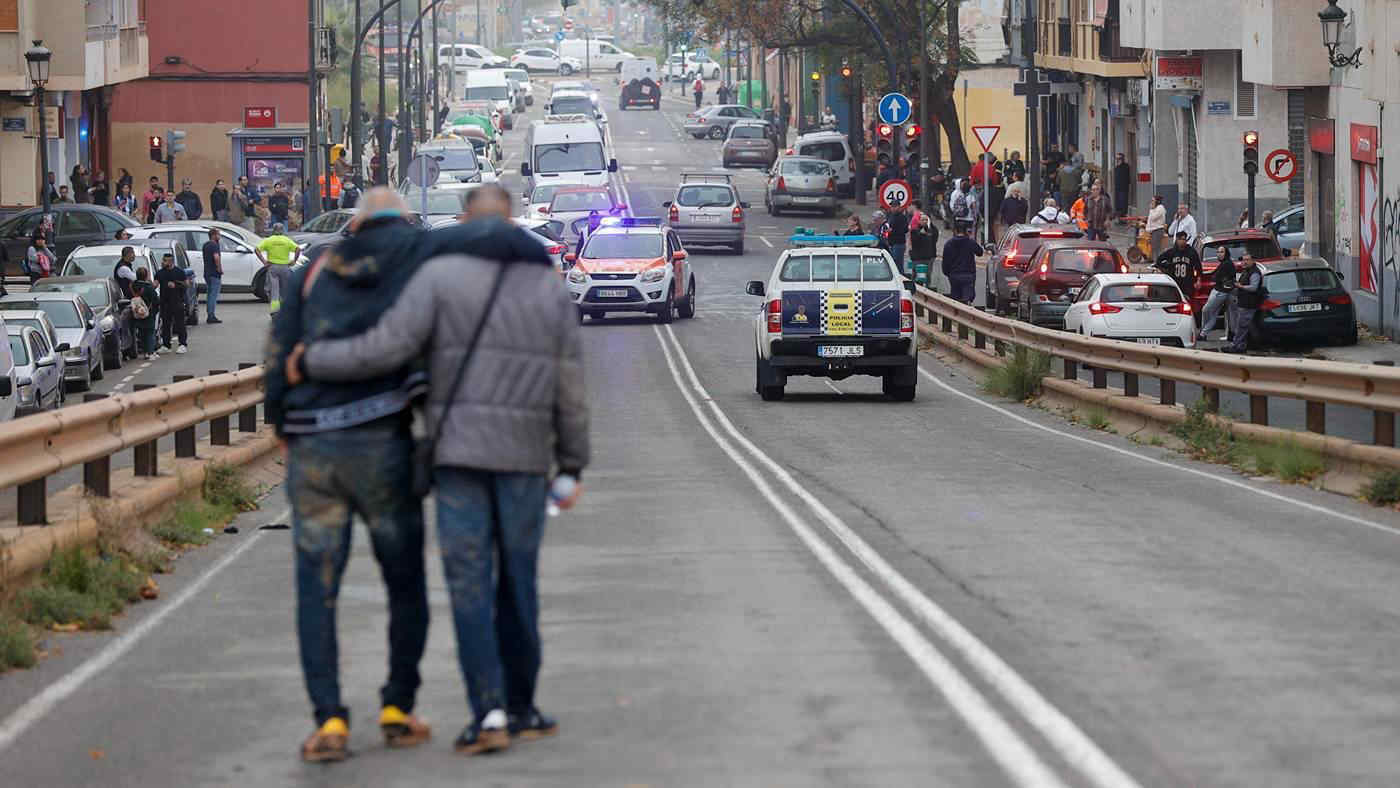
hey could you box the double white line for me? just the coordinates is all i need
[652,324,1140,788]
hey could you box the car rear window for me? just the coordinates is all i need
[553,191,613,212]
[1266,268,1340,293]
[62,254,123,278]
[35,302,81,329]
[34,281,109,308]
[1101,283,1182,303]
[420,147,479,172]
[779,253,893,282]
[729,126,765,139]
[1202,238,1281,262]
[781,159,832,176]
[1050,249,1122,273]
[530,184,562,204]
[8,335,27,365]
[797,142,846,162]
[676,185,734,207]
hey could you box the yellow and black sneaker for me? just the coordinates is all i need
[379,705,432,749]
[300,717,349,763]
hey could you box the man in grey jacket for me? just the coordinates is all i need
[286,228,589,756]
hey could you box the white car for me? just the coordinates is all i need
[440,43,508,70]
[1063,273,1197,348]
[125,223,264,296]
[513,217,570,273]
[511,47,583,75]
[746,232,917,401]
[663,52,721,81]
[792,131,857,197]
[563,218,695,323]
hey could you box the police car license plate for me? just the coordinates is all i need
[818,345,864,358]
[598,289,630,298]
[793,197,819,204]
[1288,303,1323,313]
[1135,337,1161,346]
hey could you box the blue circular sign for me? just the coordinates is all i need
[554,30,566,42]
[878,92,912,126]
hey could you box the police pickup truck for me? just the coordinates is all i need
[746,231,917,401]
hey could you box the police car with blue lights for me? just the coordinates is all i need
[746,231,917,401]
[563,217,697,323]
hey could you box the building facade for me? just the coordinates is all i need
[0,0,148,207]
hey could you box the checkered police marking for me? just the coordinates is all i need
[821,291,862,336]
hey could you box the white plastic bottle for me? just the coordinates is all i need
[546,474,577,517]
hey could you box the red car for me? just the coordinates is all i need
[1015,240,1129,327]
[984,223,1085,314]
[1184,229,1284,317]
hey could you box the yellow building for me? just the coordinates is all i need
[938,66,1027,168]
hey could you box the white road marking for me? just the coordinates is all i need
[652,325,1073,788]
[111,383,125,391]
[651,166,668,172]
[665,327,1140,788]
[120,375,135,383]
[0,517,277,752]
[918,366,1400,538]
[759,236,774,248]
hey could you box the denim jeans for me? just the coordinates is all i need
[888,243,906,275]
[949,275,976,304]
[434,467,549,723]
[205,275,221,320]
[288,422,428,726]
[1199,289,1234,337]
[1228,306,1257,352]
[136,314,157,354]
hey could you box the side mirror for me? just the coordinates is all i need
[118,299,131,309]
[0,377,10,397]
[563,252,577,263]
[740,201,751,209]
[745,280,766,296]
[661,201,672,208]
[672,250,688,262]
[35,354,57,368]
[607,159,619,173]
[520,163,532,177]
[54,342,71,353]
[903,280,916,294]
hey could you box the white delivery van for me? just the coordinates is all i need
[557,38,635,72]
[521,115,618,192]
[439,43,508,70]
[463,69,517,129]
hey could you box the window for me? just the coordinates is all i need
[534,142,606,173]
[676,185,734,207]
[530,184,562,205]
[581,233,662,259]
[550,97,595,117]
[9,335,27,365]
[810,254,837,281]
[863,256,895,281]
[36,302,82,329]
[836,254,864,281]
[719,108,738,117]
[420,146,479,172]
[2,213,44,238]
[465,85,510,101]
[1265,269,1341,294]
[780,254,811,281]
[728,125,765,139]
[737,107,760,119]
[59,211,102,236]
[61,253,122,278]
[1202,238,1280,261]
[96,214,130,234]
[33,281,110,308]
[1235,53,1256,119]
[29,334,46,361]
[797,142,847,162]
[1101,283,1182,303]
[1279,210,1304,234]
[781,159,832,176]
[552,190,614,212]
[1050,249,1122,273]
[0,0,17,31]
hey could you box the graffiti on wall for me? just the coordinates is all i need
[1378,187,1400,322]
[1360,163,1379,293]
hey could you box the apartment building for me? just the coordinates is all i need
[0,0,148,207]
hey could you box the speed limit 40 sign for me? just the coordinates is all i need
[879,179,911,212]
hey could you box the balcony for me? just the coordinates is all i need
[1035,18,1146,78]
[1057,19,1072,56]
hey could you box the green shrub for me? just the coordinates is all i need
[1237,440,1326,483]
[0,611,35,671]
[1171,398,1236,463]
[1361,470,1400,506]
[17,585,113,630]
[203,463,258,512]
[1084,408,1112,431]
[981,347,1052,401]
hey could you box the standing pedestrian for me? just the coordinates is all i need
[908,213,939,282]
[1057,161,1081,210]
[55,185,74,204]
[141,176,162,222]
[116,168,133,195]
[999,185,1028,228]
[1030,197,1069,225]
[1005,150,1027,183]
[210,179,230,221]
[176,179,203,220]
[70,165,89,203]
[692,76,704,110]
[202,227,225,324]
[153,252,188,354]
[1198,246,1237,341]
[1083,182,1113,241]
[112,246,137,356]
[230,176,252,229]
[1154,231,1203,303]
[257,222,301,316]
[113,183,138,218]
[884,202,911,275]
[89,170,110,207]
[1228,253,1263,353]
[1113,153,1131,217]
[155,191,188,223]
[1146,195,1167,258]
[268,182,291,227]
[131,267,160,359]
[941,222,984,304]
[339,179,361,209]
[1167,202,1198,245]
[25,235,53,284]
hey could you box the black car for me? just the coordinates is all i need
[0,204,139,279]
[1250,258,1358,346]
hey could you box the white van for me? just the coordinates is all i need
[463,69,517,129]
[793,130,857,197]
[521,115,618,192]
[557,38,635,72]
[439,43,508,70]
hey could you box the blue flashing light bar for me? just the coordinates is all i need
[599,216,663,227]
[788,228,879,248]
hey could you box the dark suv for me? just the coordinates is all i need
[1250,257,1358,347]
[0,204,139,280]
[1016,240,1128,328]
[984,223,1084,314]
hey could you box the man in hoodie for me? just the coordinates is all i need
[265,187,556,763]
[175,179,203,220]
[1154,231,1203,303]
[941,222,984,304]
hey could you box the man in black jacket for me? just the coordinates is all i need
[941,222,984,304]
[1228,252,1264,353]
[175,179,203,220]
[1154,231,1203,303]
[265,187,553,763]
[884,202,911,275]
[153,253,187,354]
[1198,246,1236,341]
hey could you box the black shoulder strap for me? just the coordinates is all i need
[426,263,508,450]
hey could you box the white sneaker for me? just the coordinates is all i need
[149,349,160,359]
[176,345,188,354]
[481,709,507,730]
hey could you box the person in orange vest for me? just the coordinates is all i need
[317,173,342,211]
[1069,195,1088,231]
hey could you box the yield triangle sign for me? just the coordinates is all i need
[972,125,1001,153]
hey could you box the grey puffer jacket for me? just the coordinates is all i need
[302,254,589,476]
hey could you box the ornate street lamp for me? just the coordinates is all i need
[25,40,52,213]
[1318,0,1362,69]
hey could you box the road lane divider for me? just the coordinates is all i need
[654,324,1140,788]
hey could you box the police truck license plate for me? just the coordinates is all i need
[818,345,864,358]
[1288,303,1322,313]
[598,289,629,298]
[793,197,819,204]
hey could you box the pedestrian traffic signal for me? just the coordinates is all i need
[840,65,852,79]
[905,124,922,141]
[148,135,163,163]
[1242,130,1259,176]
[329,143,346,165]
[167,128,187,155]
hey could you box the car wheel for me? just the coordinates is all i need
[756,355,785,401]
[103,336,122,371]
[559,64,574,76]
[656,291,675,324]
[733,239,744,255]
[882,377,916,401]
[708,125,724,140]
[252,268,269,302]
[677,277,697,319]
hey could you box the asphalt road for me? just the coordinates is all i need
[5,78,1400,787]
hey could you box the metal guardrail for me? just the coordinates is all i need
[0,364,265,526]
[912,285,1400,445]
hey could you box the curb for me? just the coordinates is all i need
[0,430,279,596]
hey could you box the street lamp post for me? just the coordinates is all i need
[25,40,52,214]
[1318,0,1362,68]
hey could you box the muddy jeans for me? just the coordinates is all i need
[288,421,428,726]
[434,467,548,723]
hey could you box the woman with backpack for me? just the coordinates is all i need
[130,267,160,360]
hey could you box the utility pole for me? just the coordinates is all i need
[918,0,929,208]
[307,0,322,221]
[377,0,387,184]
[417,0,426,141]
[431,1,439,136]
[449,0,457,100]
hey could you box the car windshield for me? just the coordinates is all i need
[1050,249,1121,273]
[465,85,509,101]
[2,301,81,328]
[420,147,479,172]
[62,253,123,278]
[402,190,469,214]
[797,141,845,162]
[781,159,831,176]
[34,281,109,308]
[8,335,27,365]
[303,212,348,232]
[505,70,528,82]
[552,191,614,212]
[550,97,595,116]
[1101,283,1181,303]
[529,185,562,205]
[729,126,765,139]
[582,233,662,259]
[1202,238,1281,263]
[535,142,606,173]
[1266,268,1341,294]
[676,185,734,208]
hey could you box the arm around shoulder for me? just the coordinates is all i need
[303,262,440,381]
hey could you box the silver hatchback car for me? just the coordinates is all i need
[664,173,749,255]
[764,156,838,216]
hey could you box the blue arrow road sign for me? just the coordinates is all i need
[878,92,912,125]
[554,30,566,42]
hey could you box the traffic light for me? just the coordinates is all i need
[167,129,187,155]
[809,71,820,83]
[560,0,575,9]
[329,143,346,165]
[905,124,922,142]
[840,64,852,79]
[148,135,163,163]
[877,124,893,140]
[1242,130,1259,176]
